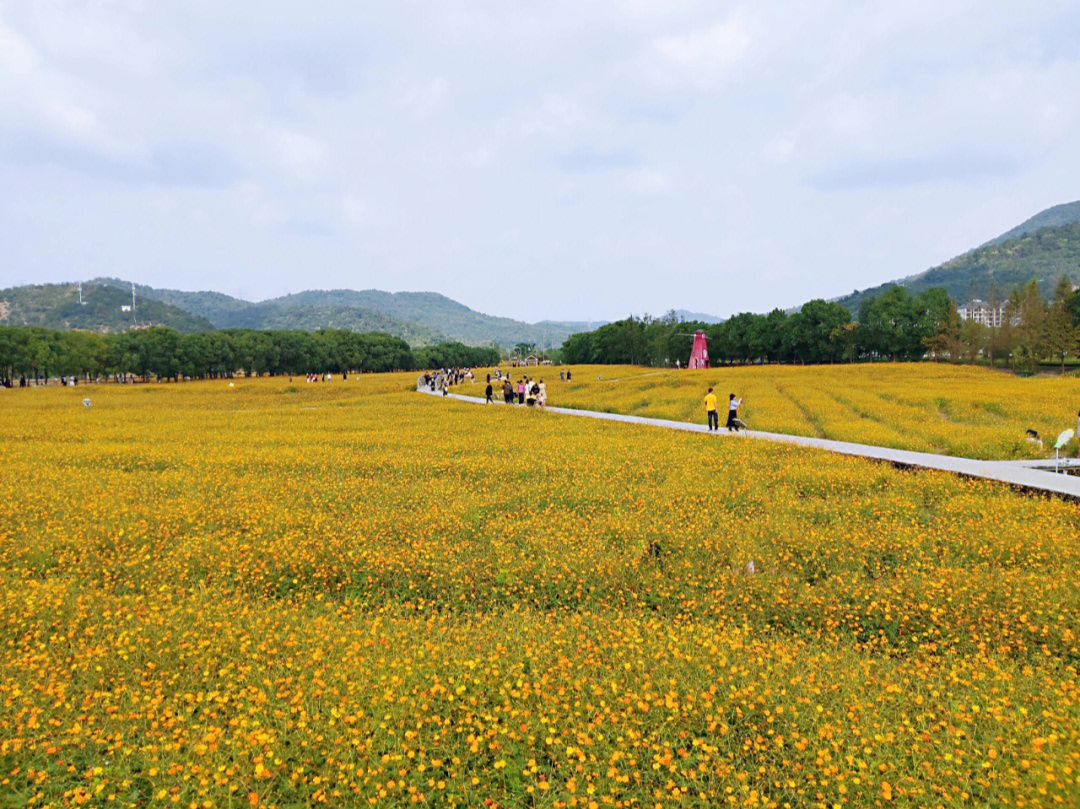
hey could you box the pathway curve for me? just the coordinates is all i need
[418,386,1080,499]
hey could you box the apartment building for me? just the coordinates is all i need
[958,299,1007,327]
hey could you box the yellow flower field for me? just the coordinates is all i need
[1,375,1078,808]
[461,364,1080,459]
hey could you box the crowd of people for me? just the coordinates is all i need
[417,366,554,408]
[484,372,546,407]
[420,368,474,395]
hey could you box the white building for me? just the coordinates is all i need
[958,299,1006,328]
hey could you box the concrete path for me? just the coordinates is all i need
[418,386,1080,499]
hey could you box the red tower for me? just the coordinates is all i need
[687,331,709,369]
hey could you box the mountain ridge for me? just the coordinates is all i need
[672,309,725,324]
[5,278,603,347]
[0,282,215,333]
[831,200,1080,313]
[982,200,1080,247]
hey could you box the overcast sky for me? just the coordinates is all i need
[2,1,1079,321]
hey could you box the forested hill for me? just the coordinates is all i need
[85,280,597,347]
[833,217,1080,314]
[0,282,214,333]
[223,300,446,346]
[983,200,1080,247]
[94,278,253,326]
[249,290,598,347]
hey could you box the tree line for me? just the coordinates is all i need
[4,278,1076,384]
[0,326,501,385]
[938,277,1080,373]
[561,278,1080,371]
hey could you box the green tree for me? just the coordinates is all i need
[859,287,919,360]
[922,296,960,361]
[830,321,861,363]
[1043,276,1080,372]
[1068,283,1080,328]
[761,309,789,363]
[957,319,987,364]
[559,331,594,364]
[786,300,851,364]
[1012,280,1046,374]
[29,328,59,383]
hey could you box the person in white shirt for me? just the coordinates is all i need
[726,393,743,432]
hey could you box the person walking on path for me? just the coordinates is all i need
[704,388,719,432]
[516,379,526,405]
[538,380,547,408]
[503,378,513,404]
[485,381,494,404]
[727,393,743,432]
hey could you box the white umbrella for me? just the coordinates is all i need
[1054,429,1075,473]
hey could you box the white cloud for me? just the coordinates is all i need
[1,1,1080,321]
[796,59,1080,188]
[44,99,97,133]
[762,135,795,166]
[259,127,327,184]
[237,180,284,227]
[342,194,369,229]
[621,166,672,196]
[394,75,450,121]
[655,14,752,69]
[0,18,37,75]
[515,91,604,142]
[26,1,163,73]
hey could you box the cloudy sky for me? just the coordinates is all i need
[2,1,1079,321]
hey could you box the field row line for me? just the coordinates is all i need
[418,386,1080,500]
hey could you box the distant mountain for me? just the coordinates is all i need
[4,279,600,347]
[93,278,253,325]
[0,282,214,333]
[250,289,597,347]
[833,201,1080,313]
[673,309,724,324]
[223,300,445,346]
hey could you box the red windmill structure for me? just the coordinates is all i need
[687,330,709,369]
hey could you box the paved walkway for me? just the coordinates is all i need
[418,386,1080,499]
